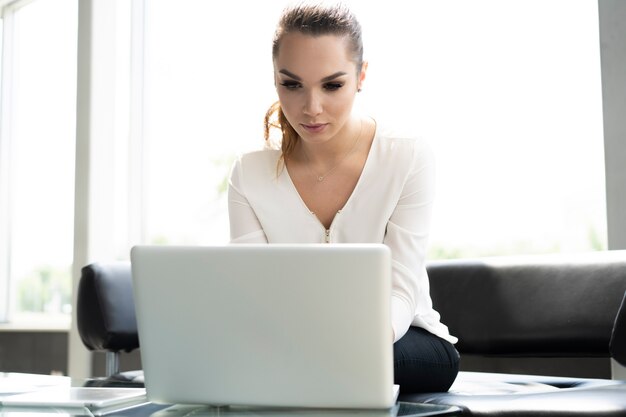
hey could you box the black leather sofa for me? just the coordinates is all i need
[77,250,626,416]
[400,251,626,416]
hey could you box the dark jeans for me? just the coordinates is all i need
[393,326,460,393]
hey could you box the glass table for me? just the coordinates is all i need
[0,373,461,417]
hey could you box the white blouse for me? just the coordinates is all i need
[228,124,457,344]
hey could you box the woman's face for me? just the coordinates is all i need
[274,32,365,145]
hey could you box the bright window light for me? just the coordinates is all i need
[141,0,605,257]
[354,0,606,256]
[4,0,77,323]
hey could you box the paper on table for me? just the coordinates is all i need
[0,373,69,395]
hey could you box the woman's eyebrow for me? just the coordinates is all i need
[278,69,301,80]
[321,71,347,82]
[278,69,348,82]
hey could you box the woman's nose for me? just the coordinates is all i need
[303,91,322,117]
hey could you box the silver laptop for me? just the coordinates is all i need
[130,244,396,409]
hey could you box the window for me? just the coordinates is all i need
[140,1,286,246]
[0,0,78,324]
[139,0,605,257]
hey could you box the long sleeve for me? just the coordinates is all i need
[228,157,268,244]
[382,139,440,342]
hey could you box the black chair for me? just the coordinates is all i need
[76,262,139,379]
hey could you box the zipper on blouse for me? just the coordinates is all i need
[311,211,340,243]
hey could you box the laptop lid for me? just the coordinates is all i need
[130,244,394,409]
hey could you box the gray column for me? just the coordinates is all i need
[599,0,626,249]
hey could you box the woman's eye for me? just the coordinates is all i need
[280,81,301,90]
[324,82,343,91]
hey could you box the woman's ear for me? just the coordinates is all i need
[357,61,368,92]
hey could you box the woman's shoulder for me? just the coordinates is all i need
[234,148,281,170]
[373,120,433,160]
[236,147,281,163]
[230,148,282,184]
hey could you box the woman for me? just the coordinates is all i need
[228,2,459,393]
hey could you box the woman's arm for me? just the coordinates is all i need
[383,138,436,342]
[228,158,268,244]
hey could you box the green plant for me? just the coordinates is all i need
[17,265,72,314]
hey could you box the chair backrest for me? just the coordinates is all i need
[77,262,139,354]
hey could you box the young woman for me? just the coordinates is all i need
[228,2,459,393]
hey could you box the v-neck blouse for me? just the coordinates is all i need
[228,124,456,344]
[282,139,372,234]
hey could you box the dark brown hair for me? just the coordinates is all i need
[264,2,364,165]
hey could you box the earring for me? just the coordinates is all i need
[357,88,362,92]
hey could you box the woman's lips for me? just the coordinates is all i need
[301,123,328,133]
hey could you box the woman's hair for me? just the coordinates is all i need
[264,2,364,164]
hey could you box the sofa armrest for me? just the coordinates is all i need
[610,291,626,367]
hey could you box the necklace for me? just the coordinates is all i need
[301,119,363,182]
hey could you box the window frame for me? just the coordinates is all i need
[0,1,23,323]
